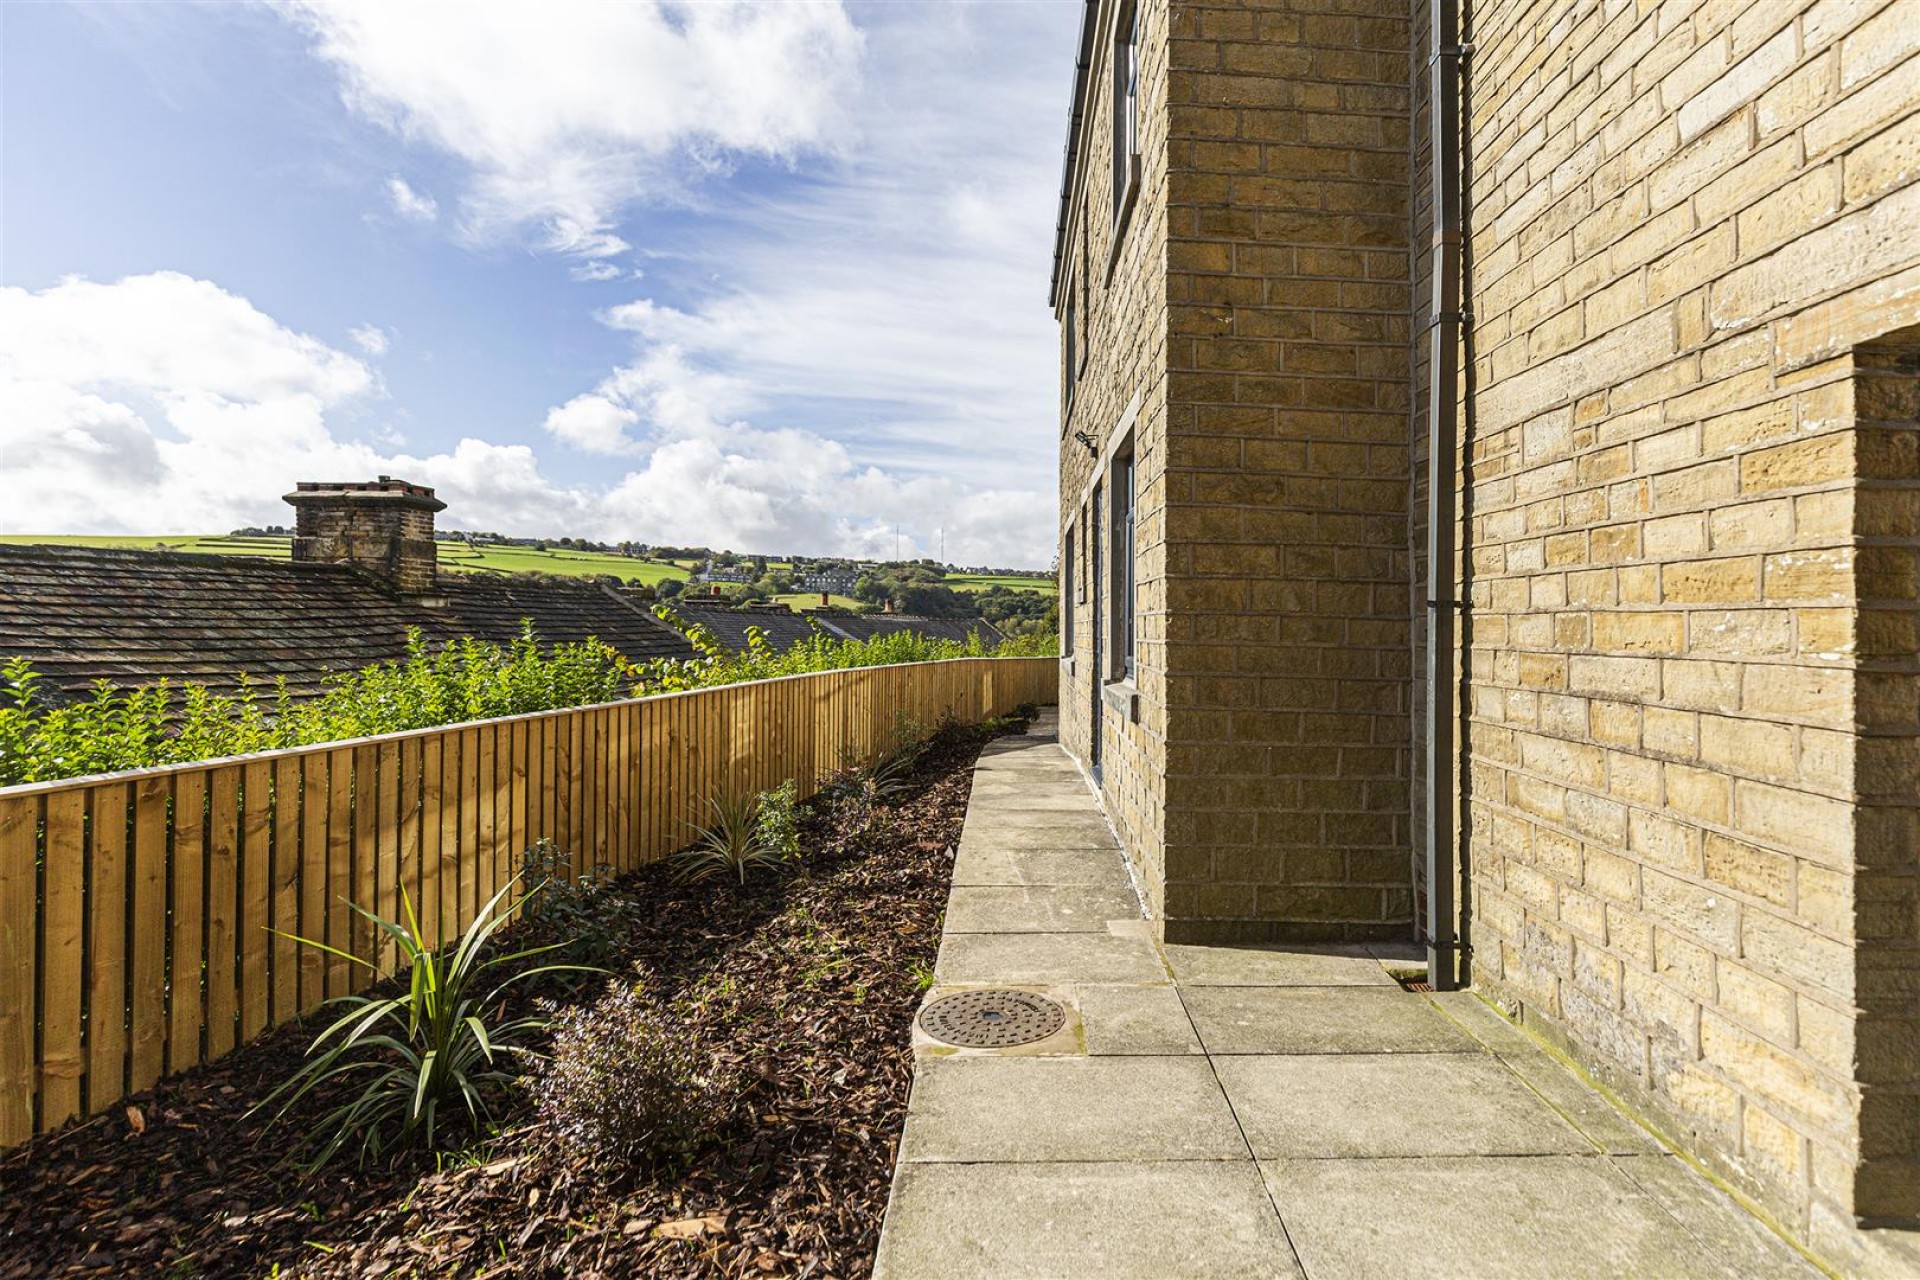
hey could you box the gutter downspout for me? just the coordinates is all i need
[1425,0,1467,991]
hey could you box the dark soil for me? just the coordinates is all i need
[0,714,1024,1279]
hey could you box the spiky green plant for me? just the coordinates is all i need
[671,791,787,886]
[255,876,596,1168]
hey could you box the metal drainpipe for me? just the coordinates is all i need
[1425,0,1467,992]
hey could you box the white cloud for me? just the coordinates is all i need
[0,272,561,534]
[384,175,438,222]
[567,261,625,284]
[0,272,1048,564]
[260,2,1074,564]
[280,1,863,258]
[347,322,390,356]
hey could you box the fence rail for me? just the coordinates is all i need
[0,656,1056,1148]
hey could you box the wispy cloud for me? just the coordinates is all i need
[384,175,437,222]
[347,322,390,356]
[281,0,863,257]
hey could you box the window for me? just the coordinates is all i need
[1110,446,1136,681]
[1062,525,1075,655]
[1112,3,1141,226]
[1078,223,1091,376]
[1064,284,1077,414]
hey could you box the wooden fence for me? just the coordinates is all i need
[0,656,1056,1148]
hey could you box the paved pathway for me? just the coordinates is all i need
[874,713,1819,1279]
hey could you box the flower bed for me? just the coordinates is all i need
[0,715,1025,1278]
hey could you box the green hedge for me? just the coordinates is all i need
[0,621,1056,787]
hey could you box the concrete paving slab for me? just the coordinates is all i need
[876,1162,1299,1279]
[1432,993,1663,1154]
[936,931,1168,985]
[1607,1154,1824,1277]
[944,884,1141,933]
[1183,986,1479,1055]
[899,1055,1246,1162]
[1079,983,1204,1055]
[951,842,1131,887]
[1215,1052,1596,1158]
[1261,1155,1780,1280]
[960,808,1114,836]
[1162,943,1399,987]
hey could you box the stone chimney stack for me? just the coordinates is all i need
[284,476,446,594]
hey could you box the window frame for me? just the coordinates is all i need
[1062,523,1076,656]
[1108,1,1143,253]
[1109,442,1137,684]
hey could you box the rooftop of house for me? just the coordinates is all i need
[0,543,698,706]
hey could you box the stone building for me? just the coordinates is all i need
[1051,0,1918,1264]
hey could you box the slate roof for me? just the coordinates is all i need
[668,600,1005,654]
[0,544,697,706]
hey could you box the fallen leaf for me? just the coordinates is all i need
[125,1106,146,1135]
[653,1215,726,1240]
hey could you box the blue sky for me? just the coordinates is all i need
[0,1,1081,566]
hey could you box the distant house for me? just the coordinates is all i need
[700,566,757,585]
[799,570,860,596]
[668,600,1004,656]
[0,478,696,706]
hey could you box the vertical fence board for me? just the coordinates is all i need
[0,795,40,1144]
[238,761,272,1042]
[85,782,129,1114]
[324,751,354,997]
[375,743,401,974]
[509,720,529,886]
[398,738,423,934]
[419,738,443,949]
[297,754,328,1011]
[168,774,207,1072]
[206,769,242,1058]
[130,776,169,1094]
[39,791,85,1128]
[480,729,503,909]
[438,734,463,948]
[271,756,301,1027]
[459,729,481,929]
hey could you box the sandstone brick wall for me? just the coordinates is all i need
[1454,0,1920,1251]
[1158,0,1415,942]
[1057,0,1174,909]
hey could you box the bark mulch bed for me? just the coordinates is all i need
[0,713,1030,1279]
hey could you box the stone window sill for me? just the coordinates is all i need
[1101,678,1140,724]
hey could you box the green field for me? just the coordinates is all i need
[770,592,864,612]
[0,536,1053,594]
[947,572,1056,595]
[0,535,691,586]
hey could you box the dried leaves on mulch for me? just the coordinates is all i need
[0,718,1016,1279]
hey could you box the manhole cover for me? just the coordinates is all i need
[918,988,1065,1048]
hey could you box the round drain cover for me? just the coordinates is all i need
[918,988,1065,1048]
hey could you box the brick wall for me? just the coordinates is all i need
[1158,0,1415,942]
[1057,0,1175,910]
[1455,0,1920,1253]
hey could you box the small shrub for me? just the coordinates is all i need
[672,791,787,886]
[519,839,631,966]
[535,983,726,1169]
[255,876,594,1168]
[757,779,802,862]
